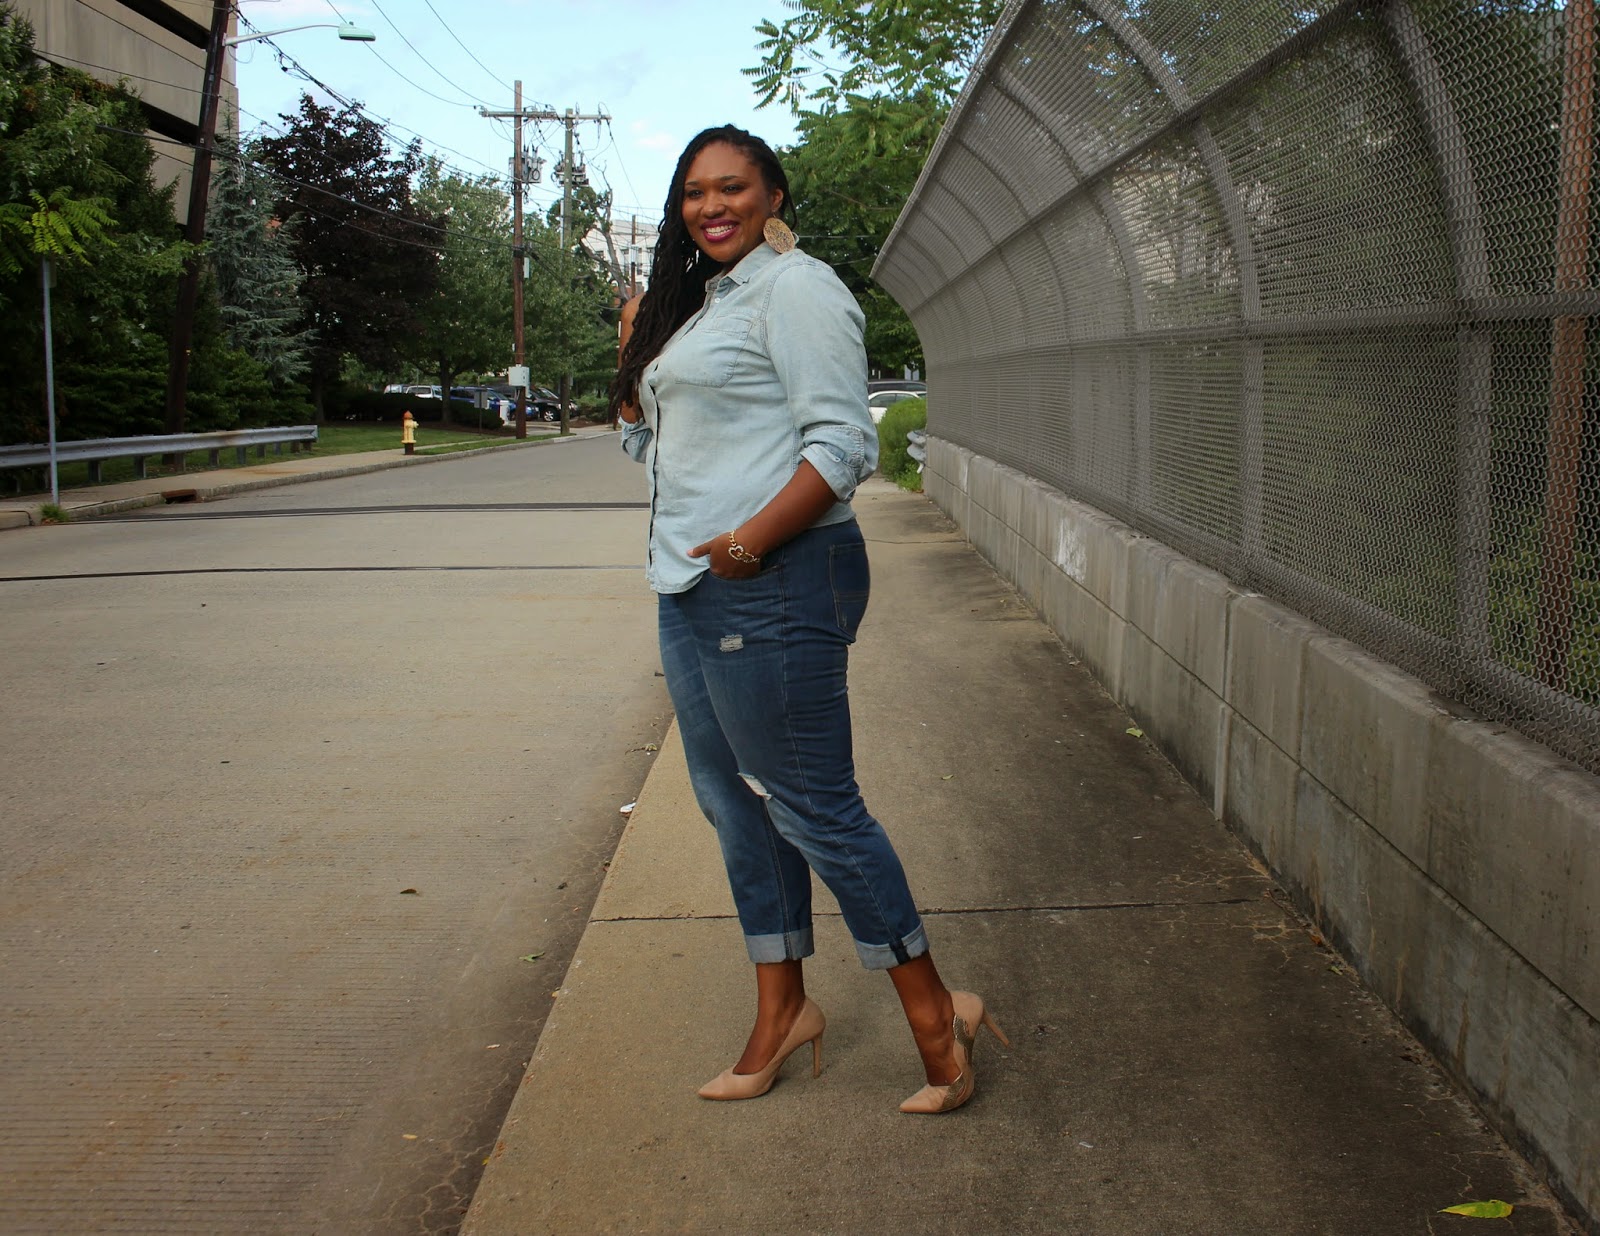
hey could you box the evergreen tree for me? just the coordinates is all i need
[208,127,313,391]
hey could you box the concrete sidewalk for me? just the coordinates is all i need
[0,426,615,530]
[462,481,1575,1236]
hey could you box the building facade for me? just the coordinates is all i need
[583,213,658,299]
[12,0,237,224]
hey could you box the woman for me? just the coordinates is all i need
[609,125,1007,1113]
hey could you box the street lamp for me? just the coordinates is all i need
[224,22,376,47]
[163,5,377,447]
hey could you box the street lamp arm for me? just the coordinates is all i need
[224,22,376,47]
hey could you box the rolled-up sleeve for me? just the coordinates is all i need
[765,263,878,500]
[619,414,651,462]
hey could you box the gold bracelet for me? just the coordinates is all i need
[726,533,761,565]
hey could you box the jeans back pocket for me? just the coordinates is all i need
[828,540,871,641]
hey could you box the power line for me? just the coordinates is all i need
[32,46,308,150]
[321,0,494,110]
[36,34,493,192]
[101,123,492,252]
[34,47,204,97]
[419,0,514,94]
[114,123,618,275]
[234,14,506,183]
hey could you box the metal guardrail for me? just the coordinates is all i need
[0,426,319,485]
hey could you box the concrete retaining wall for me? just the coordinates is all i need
[925,438,1599,1230]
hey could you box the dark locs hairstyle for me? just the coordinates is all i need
[607,125,796,419]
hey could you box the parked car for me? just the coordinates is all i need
[868,379,925,396]
[530,386,564,422]
[867,386,924,425]
[496,386,566,425]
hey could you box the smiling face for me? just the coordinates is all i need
[680,141,785,269]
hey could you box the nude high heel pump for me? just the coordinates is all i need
[899,990,1010,1114]
[697,998,826,1101]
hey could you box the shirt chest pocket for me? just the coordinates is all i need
[667,312,758,389]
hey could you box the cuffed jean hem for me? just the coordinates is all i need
[853,922,930,971]
[745,926,815,965]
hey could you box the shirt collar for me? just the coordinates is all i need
[706,240,782,291]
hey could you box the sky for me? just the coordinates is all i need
[229,0,806,231]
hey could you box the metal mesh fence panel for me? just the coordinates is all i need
[877,0,1600,773]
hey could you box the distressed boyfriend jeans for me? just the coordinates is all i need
[657,519,929,970]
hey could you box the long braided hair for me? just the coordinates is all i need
[608,125,796,418]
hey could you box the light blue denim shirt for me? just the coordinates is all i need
[620,243,877,593]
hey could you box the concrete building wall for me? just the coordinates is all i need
[925,436,1600,1230]
[14,0,238,224]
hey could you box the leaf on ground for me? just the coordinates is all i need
[941,774,954,780]
[399,888,419,895]
[1125,726,1144,738]
[401,1133,418,1140]
[519,952,544,962]
[1439,1201,1513,1218]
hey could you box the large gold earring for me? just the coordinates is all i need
[763,216,797,254]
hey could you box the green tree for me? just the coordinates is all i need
[257,95,443,419]
[0,4,191,445]
[413,160,513,421]
[524,214,615,405]
[780,95,943,373]
[746,0,1005,374]
[748,0,1002,111]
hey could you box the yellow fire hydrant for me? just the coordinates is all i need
[401,411,416,455]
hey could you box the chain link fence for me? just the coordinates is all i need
[877,0,1600,774]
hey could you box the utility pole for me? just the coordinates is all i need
[163,0,231,456]
[511,83,527,439]
[514,83,525,439]
[480,100,608,436]
[554,107,606,434]
[481,83,541,438]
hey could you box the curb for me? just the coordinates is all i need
[0,432,608,531]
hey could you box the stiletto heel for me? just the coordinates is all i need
[899,991,1007,1114]
[698,998,826,1101]
[952,990,1009,1054]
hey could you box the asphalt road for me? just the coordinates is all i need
[0,436,672,1233]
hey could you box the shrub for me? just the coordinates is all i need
[876,396,927,490]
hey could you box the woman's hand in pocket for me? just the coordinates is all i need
[689,532,763,580]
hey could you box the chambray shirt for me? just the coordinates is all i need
[620,243,877,594]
